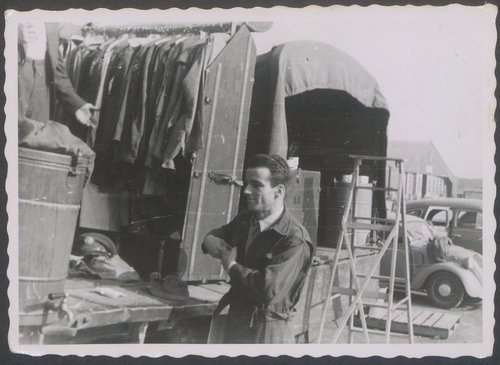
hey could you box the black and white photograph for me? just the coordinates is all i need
[3,4,496,359]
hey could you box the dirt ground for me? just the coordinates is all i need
[315,292,483,344]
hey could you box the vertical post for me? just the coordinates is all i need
[317,250,341,343]
[400,161,414,343]
[384,161,402,343]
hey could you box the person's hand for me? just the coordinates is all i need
[221,246,237,272]
[75,103,97,127]
[202,235,232,259]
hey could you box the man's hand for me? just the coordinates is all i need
[221,246,237,272]
[202,234,232,259]
[75,103,97,127]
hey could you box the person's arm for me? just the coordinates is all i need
[221,236,311,306]
[201,218,239,259]
[54,52,97,126]
[202,229,233,259]
[46,23,96,126]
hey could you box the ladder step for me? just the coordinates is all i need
[346,222,395,232]
[348,154,405,163]
[330,287,387,300]
[331,287,356,296]
[349,326,410,338]
[362,302,394,309]
[352,245,383,251]
[353,216,397,224]
[355,185,399,192]
[356,274,406,283]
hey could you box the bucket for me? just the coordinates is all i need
[18,147,90,311]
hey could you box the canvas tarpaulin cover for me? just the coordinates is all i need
[247,40,390,217]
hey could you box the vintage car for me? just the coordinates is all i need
[406,198,483,254]
[380,215,483,309]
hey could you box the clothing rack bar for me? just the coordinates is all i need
[83,22,273,38]
[84,22,234,38]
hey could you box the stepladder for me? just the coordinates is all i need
[317,155,414,344]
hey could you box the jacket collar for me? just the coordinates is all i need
[238,208,300,236]
[258,206,285,232]
[248,208,296,237]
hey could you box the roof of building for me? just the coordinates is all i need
[388,141,454,179]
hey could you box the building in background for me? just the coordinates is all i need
[456,178,483,199]
[387,141,457,201]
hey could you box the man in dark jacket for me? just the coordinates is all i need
[202,154,312,343]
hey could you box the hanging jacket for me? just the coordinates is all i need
[161,39,208,169]
[149,36,204,165]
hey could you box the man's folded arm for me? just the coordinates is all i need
[228,237,311,305]
[201,221,236,257]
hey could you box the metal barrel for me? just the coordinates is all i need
[18,148,90,313]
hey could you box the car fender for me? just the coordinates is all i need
[411,263,482,298]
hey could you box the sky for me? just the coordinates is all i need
[8,5,497,178]
[249,5,497,179]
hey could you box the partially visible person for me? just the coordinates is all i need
[18,22,95,128]
[202,154,313,343]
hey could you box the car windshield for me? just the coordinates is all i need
[405,220,434,241]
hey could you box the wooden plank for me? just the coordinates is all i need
[421,312,445,327]
[367,307,410,322]
[389,309,407,322]
[188,285,224,302]
[200,283,231,295]
[413,311,435,326]
[75,308,131,329]
[432,313,461,330]
[409,310,424,323]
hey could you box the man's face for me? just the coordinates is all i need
[243,167,282,217]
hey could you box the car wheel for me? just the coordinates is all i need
[425,271,465,309]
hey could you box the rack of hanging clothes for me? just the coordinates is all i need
[64,23,233,227]
[62,23,235,193]
[66,23,233,185]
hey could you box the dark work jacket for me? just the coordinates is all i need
[206,209,312,343]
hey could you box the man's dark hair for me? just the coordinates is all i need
[246,154,291,187]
